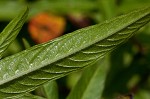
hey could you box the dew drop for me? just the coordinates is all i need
[29,63,33,68]
[55,46,58,49]
[15,70,20,74]
[25,58,29,64]
[3,73,9,79]
[8,65,12,70]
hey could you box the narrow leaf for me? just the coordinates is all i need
[0,7,149,98]
[67,57,109,99]
[0,7,28,59]
[134,89,150,99]
[22,38,31,49]
[43,81,58,99]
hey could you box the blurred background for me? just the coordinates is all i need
[0,0,150,99]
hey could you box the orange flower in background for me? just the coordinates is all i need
[28,13,66,44]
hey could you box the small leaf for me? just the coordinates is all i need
[0,7,28,59]
[22,38,31,49]
[134,89,150,99]
[43,81,58,99]
[67,57,109,99]
[17,93,46,99]
[0,7,149,98]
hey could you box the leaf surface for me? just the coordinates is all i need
[0,7,149,98]
[43,81,58,99]
[17,93,46,99]
[0,7,28,59]
[67,57,109,99]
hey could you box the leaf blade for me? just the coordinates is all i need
[67,57,109,99]
[17,93,46,99]
[43,81,58,99]
[0,7,149,98]
[0,6,28,59]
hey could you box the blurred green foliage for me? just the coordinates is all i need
[0,0,150,99]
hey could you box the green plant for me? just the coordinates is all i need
[0,6,149,99]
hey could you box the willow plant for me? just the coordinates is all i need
[0,6,149,99]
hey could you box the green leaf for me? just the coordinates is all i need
[0,7,28,59]
[43,81,58,99]
[134,89,150,99]
[0,7,149,98]
[0,1,97,20]
[98,0,117,19]
[17,93,46,99]
[67,57,109,99]
[22,38,31,49]
[30,0,97,14]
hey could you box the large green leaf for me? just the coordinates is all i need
[67,57,109,99]
[17,93,46,99]
[0,7,149,98]
[0,7,28,59]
